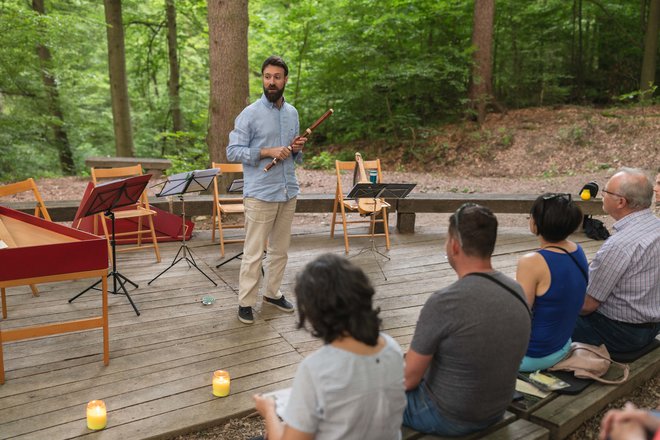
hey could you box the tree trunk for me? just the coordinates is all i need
[32,0,75,175]
[468,0,495,125]
[104,0,135,157]
[574,0,584,100]
[640,0,660,100]
[293,21,310,104]
[207,0,249,192]
[165,0,184,139]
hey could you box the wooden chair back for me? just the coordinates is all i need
[331,156,390,253]
[335,158,383,196]
[89,164,160,262]
[211,162,245,257]
[91,164,150,208]
[0,178,51,221]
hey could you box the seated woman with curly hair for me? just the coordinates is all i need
[252,253,406,440]
[517,193,588,372]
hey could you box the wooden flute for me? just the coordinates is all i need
[263,108,334,172]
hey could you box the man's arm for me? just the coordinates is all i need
[581,295,601,315]
[583,240,629,313]
[404,349,432,391]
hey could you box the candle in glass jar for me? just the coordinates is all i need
[86,400,107,430]
[212,370,230,397]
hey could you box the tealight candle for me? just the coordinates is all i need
[212,370,230,397]
[86,400,107,430]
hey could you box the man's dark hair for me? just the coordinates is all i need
[295,253,380,346]
[531,193,583,242]
[448,204,498,259]
[261,55,289,77]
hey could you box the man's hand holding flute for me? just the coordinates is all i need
[260,136,307,162]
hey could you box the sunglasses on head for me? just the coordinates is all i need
[453,203,479,248]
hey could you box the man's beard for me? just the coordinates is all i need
[264,84,285,103]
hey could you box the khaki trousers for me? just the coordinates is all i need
[238,197,297,307]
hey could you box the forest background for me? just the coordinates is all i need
[0,0,658,184]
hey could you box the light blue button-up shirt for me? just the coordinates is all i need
[226,94,302,202]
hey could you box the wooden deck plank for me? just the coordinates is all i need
[530,348,660,439]
[0,226,606,439]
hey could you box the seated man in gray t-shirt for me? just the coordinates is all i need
[403,204,531,437]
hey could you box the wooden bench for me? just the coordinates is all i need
[402,411,548,440]
[396,193,604,233]
[3,192,603,235]
[84,156,172,179]
[529,345,660,439]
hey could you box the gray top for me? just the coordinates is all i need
[284,333,406,440]
[410,272,531,423]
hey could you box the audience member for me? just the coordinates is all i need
[252,254,406,440]
[573,167,660,353]
[403,204,531,437]
[517,193,588,371]
[599,402,660,440]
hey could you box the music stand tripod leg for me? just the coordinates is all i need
[148,195,217,286]
[71,211,140,316]
[215,251,244,269]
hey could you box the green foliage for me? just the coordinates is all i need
[303,149,355,170]
[0,0,657,180]
[304,151,336,170]
[617,85,659,103]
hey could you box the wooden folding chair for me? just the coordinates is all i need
[330,157,391,254]
[211,162,246,257]
[91,164,161,263]
[0,178,53,296]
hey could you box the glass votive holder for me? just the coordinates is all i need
[86,400,107,430]
[212,370,230,397]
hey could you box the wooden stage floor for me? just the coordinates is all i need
[0,224,604,439]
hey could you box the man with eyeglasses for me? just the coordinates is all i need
[403,204,531,437]
[573,167,660,354]
[226,56,307,325]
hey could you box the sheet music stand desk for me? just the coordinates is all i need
[148,169,218,286]
[69,174,151,316]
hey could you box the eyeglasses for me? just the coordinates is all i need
[602,189,626,199]
[453,203,478,248]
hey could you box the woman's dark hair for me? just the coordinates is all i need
[531,193,583,242]
[261,55,289,76]
[294,253,381,346]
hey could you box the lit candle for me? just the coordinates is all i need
[86,400,107,430]
[212,370,230,397]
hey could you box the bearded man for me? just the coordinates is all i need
[226,55,307,325]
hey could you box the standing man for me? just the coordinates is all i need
[226,56,306,325]
[573,167,660,353]
[403,204,531,437]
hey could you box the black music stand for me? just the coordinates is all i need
[345,182,416,280]
[69,174,152,316]
[148,169,218,286]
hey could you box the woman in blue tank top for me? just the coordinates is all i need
[516,193,588,372]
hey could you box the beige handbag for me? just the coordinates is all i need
[549,342,630,384]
